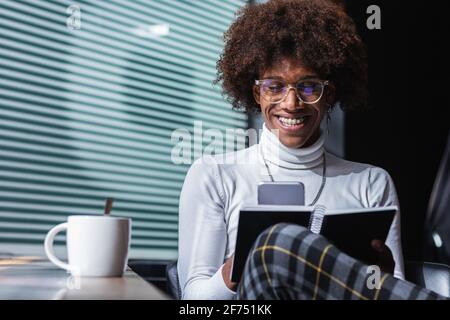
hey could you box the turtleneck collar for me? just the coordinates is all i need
[259,123,325,170]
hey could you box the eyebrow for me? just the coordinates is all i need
[262,75,320,81]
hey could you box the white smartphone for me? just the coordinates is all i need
[257,181,305,205]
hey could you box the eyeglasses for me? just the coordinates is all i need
[255,79,330,104]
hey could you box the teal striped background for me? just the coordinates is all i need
[0,0,247,259]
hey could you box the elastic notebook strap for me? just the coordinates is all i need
[309,205,327,234]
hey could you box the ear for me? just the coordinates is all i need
[325,82,336,107]
[253,84,261,104]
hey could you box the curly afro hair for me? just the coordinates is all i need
[216,0,368,113]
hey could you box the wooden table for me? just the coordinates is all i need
[0,259,170,300]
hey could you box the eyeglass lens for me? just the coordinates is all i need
[260,79,324,103]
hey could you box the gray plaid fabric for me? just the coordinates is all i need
[236,223,447,300]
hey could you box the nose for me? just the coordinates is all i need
[282,87,304,111]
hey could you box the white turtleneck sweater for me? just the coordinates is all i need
[178,124,405,300]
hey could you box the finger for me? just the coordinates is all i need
[373,241,393,261]
[379,244,394,262]
[371,239,383,252]
[376,243,395,273]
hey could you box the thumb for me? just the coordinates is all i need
[371,239,383,252]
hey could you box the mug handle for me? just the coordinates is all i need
[44,223,72,272]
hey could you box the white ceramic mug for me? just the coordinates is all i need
[44,215,131,277]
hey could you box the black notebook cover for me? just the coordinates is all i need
[231,206,397,283]
[316,208,396,265]
[231,206,313,283]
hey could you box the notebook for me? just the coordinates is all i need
[231,205,397,283]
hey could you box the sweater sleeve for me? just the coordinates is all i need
[177,157,237,300]
[368,167,405,280]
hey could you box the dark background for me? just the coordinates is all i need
[344,1,448,261]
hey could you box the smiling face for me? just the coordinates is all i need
[254,58,335,148]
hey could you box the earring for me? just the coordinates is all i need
[326,104,332,136]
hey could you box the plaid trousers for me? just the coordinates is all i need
[236,223,447,300]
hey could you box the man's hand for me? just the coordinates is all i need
[222,254,237,291]
[371,239,395,274]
